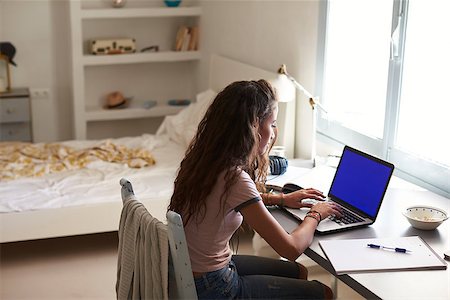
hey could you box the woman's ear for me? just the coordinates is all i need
[253,117,260,128]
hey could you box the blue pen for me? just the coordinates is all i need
[367,243,412,253]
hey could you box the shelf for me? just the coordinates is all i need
[70,2,201,139]
[82,51,201,66]
[81,7,202,19]
[85,104,185,122]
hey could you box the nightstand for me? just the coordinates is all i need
[0,88,32,142]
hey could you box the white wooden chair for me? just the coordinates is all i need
[119,178,197,300]
[166,210,197,299]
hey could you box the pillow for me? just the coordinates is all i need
[157,89,216,148]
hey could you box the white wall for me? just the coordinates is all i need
[1,0,320,157]
[0,0,72,142]
[199,0,321,159]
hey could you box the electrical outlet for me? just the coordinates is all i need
[30,88,50,99]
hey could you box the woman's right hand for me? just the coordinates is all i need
[310,201,342,220]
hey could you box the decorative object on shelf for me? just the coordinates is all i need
[91,38,136,55]
[112,0,127,8]
[143,100,157,109]
[141,45,159,53]
[174,26,199,51]
[168,99,191,106]
[0,42,17,93]
[164,0,181,7]
[105,91,131,109]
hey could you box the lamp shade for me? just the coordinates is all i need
[269,74,296,102]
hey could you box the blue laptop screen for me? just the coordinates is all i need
[329,147,394,218]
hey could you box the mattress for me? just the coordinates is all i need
[0,134,185,213]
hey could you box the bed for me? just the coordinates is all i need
[0,54,295,243]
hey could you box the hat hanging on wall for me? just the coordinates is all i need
[0,42,17,66]
[0,42,17,93]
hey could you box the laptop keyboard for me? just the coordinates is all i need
[329,205,364,224]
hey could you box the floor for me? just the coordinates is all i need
[0,231,363,300]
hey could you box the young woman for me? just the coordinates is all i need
[168,80,341,299]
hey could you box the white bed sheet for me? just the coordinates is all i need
[0,134,185,213]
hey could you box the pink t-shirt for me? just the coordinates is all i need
[184,169,261,273]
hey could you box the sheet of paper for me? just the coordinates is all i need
[319,236,447,275]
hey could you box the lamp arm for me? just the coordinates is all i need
[286,74,314,99]
[309,97,328,114]
[278,64,328,114]
[287,75,328,114]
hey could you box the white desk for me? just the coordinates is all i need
[270,166,450,299]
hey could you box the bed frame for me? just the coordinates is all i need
[0,54,295,243]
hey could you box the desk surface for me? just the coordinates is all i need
[269,166,450,300]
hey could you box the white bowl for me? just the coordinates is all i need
[403,206,448,230]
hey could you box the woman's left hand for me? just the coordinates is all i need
[282,188,326,209]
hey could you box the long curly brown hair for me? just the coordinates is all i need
[168,80,278,225]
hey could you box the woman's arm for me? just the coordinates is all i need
[261,188,326,209]
[240,200,341,261]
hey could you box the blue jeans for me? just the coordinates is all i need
[194,255,327,299]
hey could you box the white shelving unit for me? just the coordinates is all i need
[85,104,183,121]
[82,51,201,66]
[69,1,202,140]
[80,6,202,19]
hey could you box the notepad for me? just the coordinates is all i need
[319,236,447,275]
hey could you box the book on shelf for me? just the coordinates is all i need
[188,26,199,51]
[175,25,189,51]
[181,30,191,51]
[175,25,199,51]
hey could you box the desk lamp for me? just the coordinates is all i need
[0,42,18,93]
[273,64,328,165]
[267,68,295,159]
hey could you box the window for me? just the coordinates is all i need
[318,0,450,197]
[322,0,392,139]
[396,0,450,167]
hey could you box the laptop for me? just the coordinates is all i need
[282,146,395,234]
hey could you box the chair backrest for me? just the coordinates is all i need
[166,210,198,299]
[120,178,137,202]
[119,178,197,299]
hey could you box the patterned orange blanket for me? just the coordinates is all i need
[0,141,156,180]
